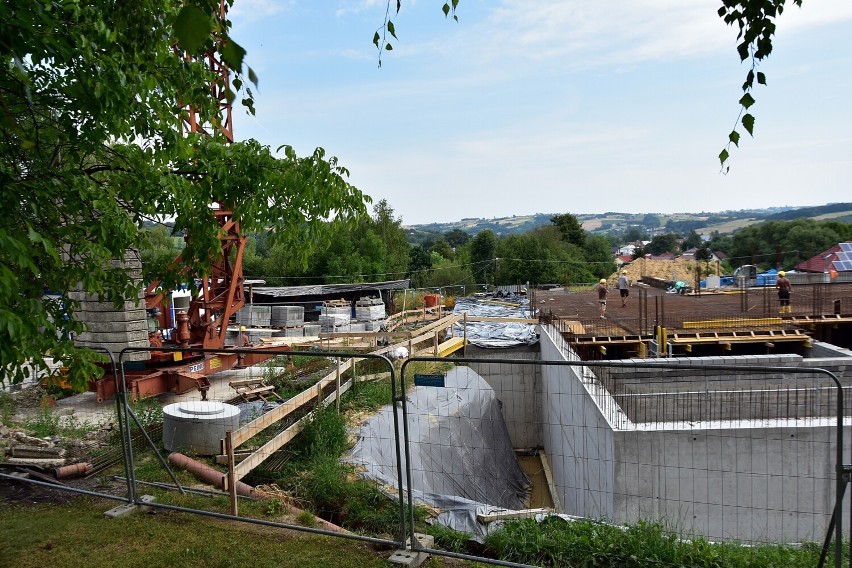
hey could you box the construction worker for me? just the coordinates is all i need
[776,271,792,314]
[617,270,630,307]
[597,278,608,318]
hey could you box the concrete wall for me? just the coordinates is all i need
[468,345,542,450]
[539,325,851,544]
[539,329,616,519]
[615,424,849,543]
[596,354,850,423]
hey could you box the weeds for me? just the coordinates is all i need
[0,391,13,425]
[23,407,98,439]
[482,517,827,568]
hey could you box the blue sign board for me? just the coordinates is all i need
[414,374,446,387]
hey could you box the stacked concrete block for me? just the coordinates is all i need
[270,305,304,327]
[363,320,386,332]
[236,305,271,328]
[355,297,385,321]
[318,313,350,332]
[319,304,351,332]
[303,324,321,337]
[247,329,273,343]
[70,250,150,362]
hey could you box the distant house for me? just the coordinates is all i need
[648,253,677,261]
[616,244,637,257]
[681,248,726,262]
[615,255,634,267]
[795,242,852,273]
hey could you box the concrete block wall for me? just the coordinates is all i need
[468,347,542,450]
[70,249,150,362]
[539,324,850,544]
[596,354,846,423]
[539,329,616,519]
[614,425,849,543]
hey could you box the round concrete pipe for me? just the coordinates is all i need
[168,452,254,497]
[54,462,93,479]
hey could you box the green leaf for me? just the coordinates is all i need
[385,43,393,51]
[757,71,766,85]
[387,20,397,40]
[742,113,755,136]
[174,6,210,54]
[719,149,730,165]
[221,41,247,71]
[729,130,740,147]
[248,66,258,88]
[739,92,755,109]
[373,31,380,48]
[442,2,450,17]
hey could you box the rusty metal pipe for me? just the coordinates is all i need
[168,452,254,497]
[167,453,349,534]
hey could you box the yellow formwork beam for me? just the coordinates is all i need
[669,331,807,345]
[437,337,467,357]
[682,318,782,329]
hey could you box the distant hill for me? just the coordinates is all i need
[404,204,849,244]
[764,202,852,221]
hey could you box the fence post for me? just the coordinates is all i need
[335,357,341,413]
[225,430,238,516]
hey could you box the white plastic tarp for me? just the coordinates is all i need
[346,367,530,538]
[452,296,538,348]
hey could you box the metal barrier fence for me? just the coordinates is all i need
[2,339,851,567]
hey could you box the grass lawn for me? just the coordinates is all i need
[0,496,474,568]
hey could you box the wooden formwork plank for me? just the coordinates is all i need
[234,377,354,480]
[682,318,782,329]
[231,357,353,448]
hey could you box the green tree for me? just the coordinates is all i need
[138,226,182,284]
[408,246,432,288]
[583,235,617,280]
[645,234,681,256]
[1,1,367,387]
[551,213,586,247]
[444,228,471,249]
[370,199,410,278]
[469,229,497,286]
[682,230,703,250]
[430,238,454,261]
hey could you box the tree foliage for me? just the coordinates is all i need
[727,219,851,269]
[1,0,367,387]
[717,0,803,169]
[551,213,586,248]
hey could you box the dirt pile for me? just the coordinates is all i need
[609,259,719,286]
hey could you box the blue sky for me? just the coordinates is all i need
[228,1,852,226]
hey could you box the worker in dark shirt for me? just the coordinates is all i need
[776,271,792,314]
[597,278,608,318]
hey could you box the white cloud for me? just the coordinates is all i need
[229,0,293,23]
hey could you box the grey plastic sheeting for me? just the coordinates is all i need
[346,367,531,539]
[452,296,539,348]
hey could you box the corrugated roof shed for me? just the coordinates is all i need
[250,279,410,299]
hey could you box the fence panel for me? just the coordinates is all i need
[398,334,849,566]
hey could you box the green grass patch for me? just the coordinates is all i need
[482,517,831,568]
[0,498,399,568]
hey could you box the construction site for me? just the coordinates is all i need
[2,265,852,566]
[3,1,852,564]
